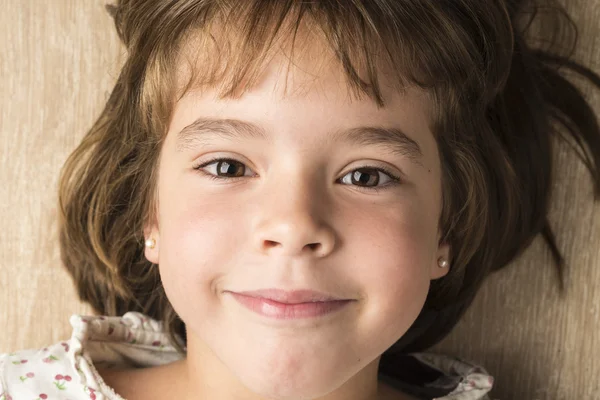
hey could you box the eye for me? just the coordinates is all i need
[193,158,401,191]
[338,166,401,191]
[193,157,254,180]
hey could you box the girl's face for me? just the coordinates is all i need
[145,47,450,399]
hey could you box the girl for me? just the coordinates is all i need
[2,0,599,399]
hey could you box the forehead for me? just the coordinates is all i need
[173,53,435,147]
[172,18,432,113]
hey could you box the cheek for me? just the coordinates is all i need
[156,184,247,313]
[341,202,435,332]
[342,189,437,275]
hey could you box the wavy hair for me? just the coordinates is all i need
[58,0,600,363]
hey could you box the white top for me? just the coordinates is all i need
[0,312,494,400]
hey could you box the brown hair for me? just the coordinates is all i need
[58,0,600,362]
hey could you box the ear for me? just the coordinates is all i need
[430,241,451,280]
[143,220,160,264]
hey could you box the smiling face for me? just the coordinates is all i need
[143,39,450,400]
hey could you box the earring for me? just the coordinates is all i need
[437,257,449,268]
[145,238,156,249]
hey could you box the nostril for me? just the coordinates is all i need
[306,243,321,251]
[261,240,322,253]
[264,240,279,248]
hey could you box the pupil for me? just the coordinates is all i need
[353,169,378,186]
[219,161,241,176]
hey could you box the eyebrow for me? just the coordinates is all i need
[175,117,424,167]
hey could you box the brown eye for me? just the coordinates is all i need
[194,158,400,190]
[351,168,380,186]
[193,158,253,180]
[339,165,401,191]
[215,160,246,177]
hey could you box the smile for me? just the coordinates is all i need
[229,292,353,319]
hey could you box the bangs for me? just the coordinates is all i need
[128,1,513,134]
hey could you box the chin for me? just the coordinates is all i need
[234,364,352,400]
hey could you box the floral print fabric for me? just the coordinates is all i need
[0,312,493,399]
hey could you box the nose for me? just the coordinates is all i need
[252,178,337,258]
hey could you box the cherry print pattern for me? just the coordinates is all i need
[85,386,98,400]
[42,355,59,363]
[53,374,72,390]
[19,372,35,382]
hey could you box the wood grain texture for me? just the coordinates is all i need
[0,1,598,399]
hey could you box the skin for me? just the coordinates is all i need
[100,37,451,400]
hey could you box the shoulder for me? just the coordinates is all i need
[0,312,180,400]
[0,340,100,399]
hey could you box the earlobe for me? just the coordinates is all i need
[431,242,451,280]
[143,226,160,264]
[431,256,450,279]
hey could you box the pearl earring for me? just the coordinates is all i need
[437,257,449,268]
[145,238,156,249]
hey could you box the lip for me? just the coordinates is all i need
[230,288,348,304]
[228,292,352,320]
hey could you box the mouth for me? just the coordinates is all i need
[228,288,350,304]
[227,291,353,320]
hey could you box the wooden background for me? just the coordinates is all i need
[1,1,598,399]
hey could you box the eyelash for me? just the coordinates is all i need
[192,157,402,192]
